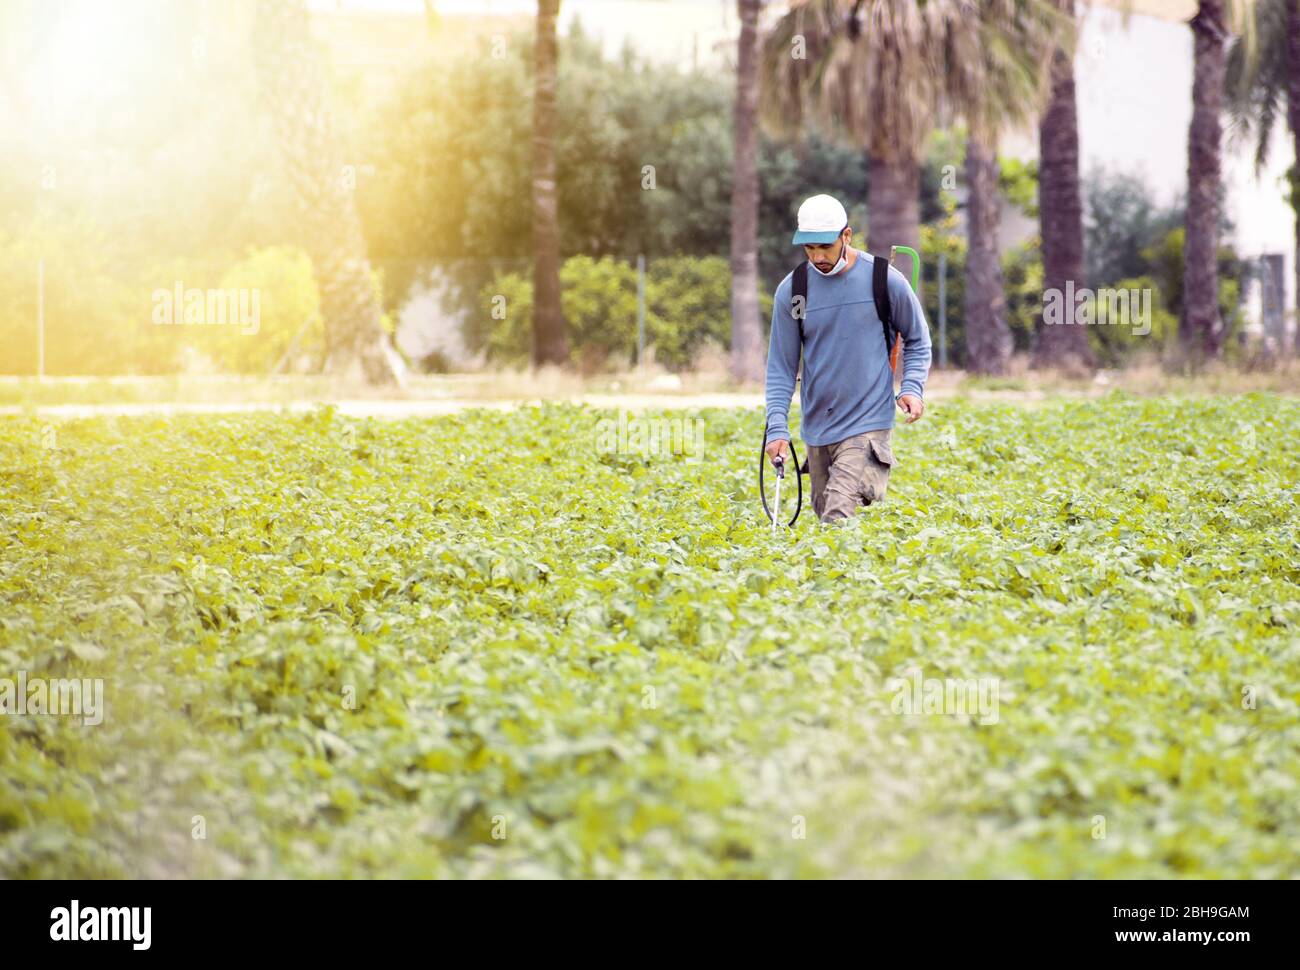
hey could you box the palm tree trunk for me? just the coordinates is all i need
[1288,0,1300,354]
[1034,37,1095,373]
[252,0,400,384]
[866,153,920,259]
[730,0,764,383]
[532,0,569,366]
[964,134,1012,375]
[1181,0,1229,364]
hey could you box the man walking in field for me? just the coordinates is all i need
[765,194,933,523]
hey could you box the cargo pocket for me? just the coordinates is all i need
[819,439,867,522]
[861,436,894,504]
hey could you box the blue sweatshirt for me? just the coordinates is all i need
[764,248,932,448]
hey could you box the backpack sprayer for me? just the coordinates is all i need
[759,245,920,529]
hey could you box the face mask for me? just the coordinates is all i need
[810,241,849,277]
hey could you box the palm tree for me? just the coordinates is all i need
[952,1,1065,375]
[1226,0,1300,355]
[731,0,765,383]
[761,0,952,255]
[532,0,569,366]
[252,0,401,383]
[761,1,1068,377]
[963,134,1016,373]
[1032,0,1094,374]
[1182,0,1232,363]
[1291,0,1300,355]
[1182,1,1253,365]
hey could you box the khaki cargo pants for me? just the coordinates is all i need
[807,429,895,524]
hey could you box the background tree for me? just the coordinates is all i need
[730,0,765,383]
[951,0,1064,375]
[761,0,953,255]
[532,0,569,366]
[1226,0,1300,354]
[252,0,401,383]
[761,1,1065,282]
[1033,0,1094,373]
[1181,0,1252,365]
[360,29,879,355]
[1182,0,1230,363]
[964,135,1015,374]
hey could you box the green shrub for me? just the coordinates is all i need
[1088,275,1178,366]
[0,219,156,376]
[481,254,769,371]
[919,222,967,367]
[190,247,323,374]
[1002,236,1044,354]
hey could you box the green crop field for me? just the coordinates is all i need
[2,396,1298,878]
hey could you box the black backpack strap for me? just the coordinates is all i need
[872,253,893,356]
[791,261,808,345]
[790,262,811,476]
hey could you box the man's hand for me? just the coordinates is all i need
[897,394,925,423]
[765,438,790,466]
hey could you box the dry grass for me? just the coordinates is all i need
[2,357,1296,413]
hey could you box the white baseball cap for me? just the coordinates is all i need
[792,194,848,245]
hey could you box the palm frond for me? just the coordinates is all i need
[1224,0,1286,172]
[759,0,1074,159]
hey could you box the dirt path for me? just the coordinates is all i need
[1,393,768,420]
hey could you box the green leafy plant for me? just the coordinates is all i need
[2,397,1298,878]
[480,255,769,371]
